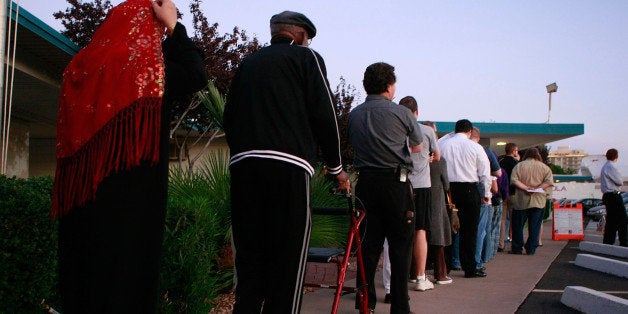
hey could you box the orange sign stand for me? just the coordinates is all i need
[552,203,585,241]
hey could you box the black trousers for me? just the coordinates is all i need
[602,192,628,246]
[355,172,414,314]
[230,158,311,314]
[449,182,481,275]
[58,163,167,314]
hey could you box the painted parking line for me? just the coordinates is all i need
[532,289,628,294]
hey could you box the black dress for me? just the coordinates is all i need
[58,23,207,314]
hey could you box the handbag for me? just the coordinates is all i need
[446,191,460,233]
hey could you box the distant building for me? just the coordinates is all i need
[548,146,587,172]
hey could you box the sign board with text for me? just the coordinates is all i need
[552,203,585,241]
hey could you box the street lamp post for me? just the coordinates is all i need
[546,82,558,123]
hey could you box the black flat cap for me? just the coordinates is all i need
[270,11,317,38]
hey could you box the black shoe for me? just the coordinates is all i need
[464,269,487,278]
[497,247,504,252]
[508,251,523,255]
[450,266,462,271]
[384,293,391,304]
[477,266,486,272]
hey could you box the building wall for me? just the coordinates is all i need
[5,122,29,178]
[18,134,231,178]
[552,182,602,200]
[29,137,56,177]
[169,138,229,171]
[549,156,584,170]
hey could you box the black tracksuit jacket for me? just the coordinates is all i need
[224,37,343,176]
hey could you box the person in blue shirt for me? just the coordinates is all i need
[600,148,627,246]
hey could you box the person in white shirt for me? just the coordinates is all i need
[438,119,491,278]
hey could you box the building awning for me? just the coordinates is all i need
[434,121,585,154]
[4,1,79,138]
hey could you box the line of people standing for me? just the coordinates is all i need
[223,8,557,310]
[51,3,618,314]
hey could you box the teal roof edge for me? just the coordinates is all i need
[8,1,79,55]
[553,175,594,182]
[432,121,584,135]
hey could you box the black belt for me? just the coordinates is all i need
[450,182,478,186]
[603,191,622,195]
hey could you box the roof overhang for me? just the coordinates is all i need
[5,1,79,138]
[434,121,585,154]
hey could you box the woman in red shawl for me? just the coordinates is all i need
[52,0,207,312]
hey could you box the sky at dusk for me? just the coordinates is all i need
[17,0,628,163]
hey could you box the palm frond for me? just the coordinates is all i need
[197,82,225,130]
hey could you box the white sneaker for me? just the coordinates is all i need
[436,276,453,284]
[414,278,434,291]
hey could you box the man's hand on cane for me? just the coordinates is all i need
[335,171,351,194]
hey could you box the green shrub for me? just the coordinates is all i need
[160,151,233,313]
[0,160,348,313]
[0,175,59,312]
[310,171,350,248]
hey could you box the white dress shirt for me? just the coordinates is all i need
[438,132,491,198]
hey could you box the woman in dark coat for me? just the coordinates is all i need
[424,121,453,284]
[52,1,208,312]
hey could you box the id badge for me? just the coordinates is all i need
[399,168,408,182]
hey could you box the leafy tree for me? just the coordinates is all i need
[188,0,261,95]
[53,0,112,47]
[332,77,358,165]
[549,163,578,175]
[165,0,262,171]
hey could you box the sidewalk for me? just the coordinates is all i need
[301,220,566,313]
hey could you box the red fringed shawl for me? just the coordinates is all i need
[51,0,166,218]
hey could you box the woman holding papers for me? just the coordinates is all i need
[509,148,554,255]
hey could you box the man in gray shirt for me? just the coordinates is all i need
[348,62,422,314]
[600,148,627,246]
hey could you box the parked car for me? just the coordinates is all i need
[557,198,576,207]
[586,194,628,221]
[565,198,603,215]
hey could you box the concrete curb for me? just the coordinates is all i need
[561,286,628,314]
[579,241,628,258]
[574,254,628,278]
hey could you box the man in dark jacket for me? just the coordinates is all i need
[498,142,519,251]
[224,11,349,313]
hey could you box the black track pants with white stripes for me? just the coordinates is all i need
[231,158,311,314]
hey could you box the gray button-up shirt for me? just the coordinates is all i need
[348,95,422,169]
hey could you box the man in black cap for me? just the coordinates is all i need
[224,10,349,313]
